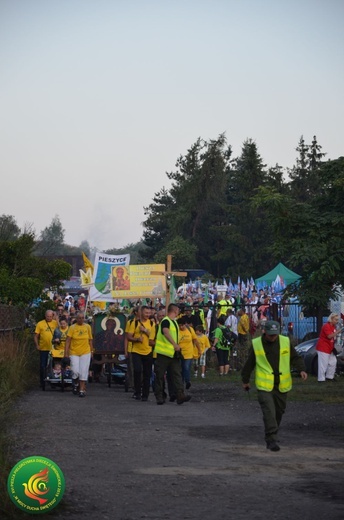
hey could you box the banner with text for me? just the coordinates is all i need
[110,264,166,299]
[89,252,130,302]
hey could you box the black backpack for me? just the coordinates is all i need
[220,327,236,348]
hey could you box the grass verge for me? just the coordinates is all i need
[0,331,37,519]
[193,366,344,404]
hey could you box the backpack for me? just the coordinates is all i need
[220,327,236,348]
[211,326,236,348]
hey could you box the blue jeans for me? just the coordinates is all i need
[181,358,193,384]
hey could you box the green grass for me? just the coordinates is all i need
[192,366,344,404]
[0,331,37,519]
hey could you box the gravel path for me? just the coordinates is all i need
[8,376,344,520]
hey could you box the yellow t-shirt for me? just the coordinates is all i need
[128,318,153,356]
[67,323,93,356]
[35,320,58,351]
[125,318,134,353]
[179,325,197,360]
[238,314,250,335]
[195,333,211,357]
[52,326,69,358]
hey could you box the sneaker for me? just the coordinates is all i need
[201,374,205,378]
[72,382,79,395]
[194,372,198,377]
[79,391,86,398]
[134,395,141,400]
[186,382,191,390]
[266,441,280,452]
[156,399,165,405]
[141,397,148,402]
[169,396,176,402]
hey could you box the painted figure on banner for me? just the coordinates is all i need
[112,266,131,291]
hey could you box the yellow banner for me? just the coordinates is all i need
[110,264,166,299]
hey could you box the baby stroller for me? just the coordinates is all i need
[42,345,73,391]
[105,355,129,392]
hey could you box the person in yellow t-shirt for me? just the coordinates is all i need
[237,308,250,366]
[127,306,153,401]
[34,310,58,388]
[193,325,211,378]
[177,317,200,390]
[65,312,93,398]
[124,307,139,390]
[52,317,69,358]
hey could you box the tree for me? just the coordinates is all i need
[153,236,198,269]
[79,240,91,257]
[0,215,20,242]
[35,215,65,255]
[289,135,326,202]
[217,139,274,278]
[141,187,175,262]
[106,241,146,265]
[141,135,231,272]
[0,233,71,305]
[254,156,344,331]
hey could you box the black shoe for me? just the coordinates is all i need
[326,378,336,382]
[266,441,280,452]
[134,395,141,400]
[169,396,176,402]
[185,382,191,390]
[72,382,79,395]
[156,399,165,405]
[177,395,192,405]
[141,397,148,402]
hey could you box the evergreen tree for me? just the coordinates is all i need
[35,215,66,255]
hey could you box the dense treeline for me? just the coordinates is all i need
[140,134,344,315]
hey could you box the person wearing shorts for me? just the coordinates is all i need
[65,312,93,398]
[212,316,230,375]
[194,325,211,378]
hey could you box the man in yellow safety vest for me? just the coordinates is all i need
[241,320,307,451]
[154,303,191,405]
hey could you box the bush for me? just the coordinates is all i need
[0,331,37,518]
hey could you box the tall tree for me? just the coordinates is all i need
[0,215,20,242]
[289,135,326,202]
[216,139,273,278]
[141,187,174,262]
[35,215,65,255]
[254,156,344,331]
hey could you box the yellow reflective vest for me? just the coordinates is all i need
[252,335,292,393]
[154,317,179,358]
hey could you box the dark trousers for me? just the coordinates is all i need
[39,351,49,387]
[257,389,288,442]
[131,352,152,398]
[154,354,184,402]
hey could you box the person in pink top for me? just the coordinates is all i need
[316,313,342,382]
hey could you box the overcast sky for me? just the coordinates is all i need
[1,0,343,251]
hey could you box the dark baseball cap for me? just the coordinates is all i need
[264,321,280,335]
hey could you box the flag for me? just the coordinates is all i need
[170,275,177,303]
[82,252,94,273]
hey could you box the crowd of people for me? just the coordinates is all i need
[34,291,344,451]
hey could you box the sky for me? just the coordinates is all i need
[1,0,343,252]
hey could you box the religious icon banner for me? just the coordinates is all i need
[110,264,166,299]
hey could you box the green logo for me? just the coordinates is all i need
[7,456,65,514]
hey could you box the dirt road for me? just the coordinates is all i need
[8,377,344,520]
